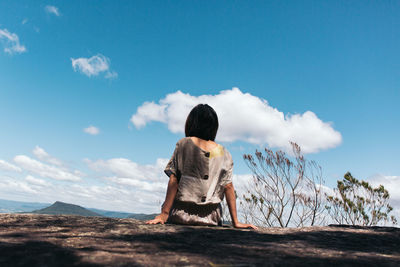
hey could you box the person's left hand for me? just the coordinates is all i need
[145,213,168,225]
[233,222,258,230]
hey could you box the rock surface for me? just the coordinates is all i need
[0,214,399,266]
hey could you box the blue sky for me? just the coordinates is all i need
[0,1,399,214]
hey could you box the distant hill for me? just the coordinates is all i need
[0,199,50,213]
[88,208,133,218]
[128,213,158,220]
[31,201,101,217]
[0,198,157,219]
[87,209,158,220]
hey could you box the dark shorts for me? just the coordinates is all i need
[167,200,222,226]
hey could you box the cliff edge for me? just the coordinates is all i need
[0,214,399,266]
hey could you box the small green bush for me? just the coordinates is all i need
[325,172,397,226]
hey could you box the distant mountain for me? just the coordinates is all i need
[128,213,158,221]
[0,199,50,213]
[31,201,102,217]
[88,209,158,220]
[88,208,133,218]
[0,198,157,220]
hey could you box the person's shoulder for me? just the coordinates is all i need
[218,144,232,160]
[219,145,233,168]
[177,137,191,144]
[217,143,229,152]
[174,137,192,148]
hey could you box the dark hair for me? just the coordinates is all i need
[185,104,219,141]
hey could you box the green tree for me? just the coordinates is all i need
[325,172,397,226]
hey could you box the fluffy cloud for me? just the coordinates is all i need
[71,54,117,79]
[105,71,118,79]
[132,102,168,128]
[0,156,169,213]
[1,147,169,213]
[13,155,81,181]
[106,177,166,193]
[86,157,169,206]
[86,157,168,182]
[0,28,26,55]
[33,146,63,166]
[0,173,163,213]
[0,159,22,172]
[131,88,342,153]
[25,175,49,186]
[0,176,38,196]
[232,174,253,193]
[45,5,60,16]
[83,126,100,135]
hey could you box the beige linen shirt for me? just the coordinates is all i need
[164,137,233,205]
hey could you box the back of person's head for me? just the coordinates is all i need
[185,104,219,141]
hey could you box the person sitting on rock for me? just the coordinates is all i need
[146,104,257,229]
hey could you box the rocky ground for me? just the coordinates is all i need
[0,214,399,266]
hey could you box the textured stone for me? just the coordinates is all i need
[0,214,399,266]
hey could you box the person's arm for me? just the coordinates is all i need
[224,182,257,229]
[146,174,179,224]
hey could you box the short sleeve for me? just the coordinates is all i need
[220,150,233,186]
[164,141,180,178]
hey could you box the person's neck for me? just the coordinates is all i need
[189,137,218,152]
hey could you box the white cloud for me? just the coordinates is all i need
[232,174,253,193]
[22,18,28,25]
[33,146,63,166]
[83,126,100,135]
[25,175,49,186]
[0,28,26,55]
[0,176,38,196]
[71,54,117,79]
[105,71,118,79]
[13,155,81,182]
[131,88,342,153]
[45,5,60,16]
[131,102,168,128]
[106,177,166,193]
[0,170,164,213]
[86,157,168,182]
[85,157,169,209]
[0,148,170,213]
[0,159,22,172]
